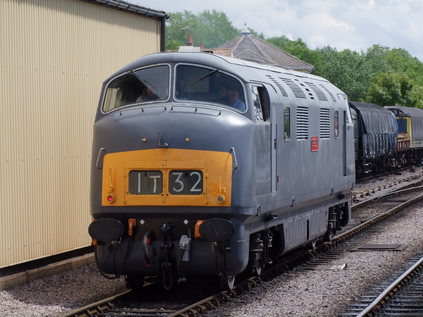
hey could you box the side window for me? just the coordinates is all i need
[251,86,264,121]
[334,110,339,138]
[284,107,290,141]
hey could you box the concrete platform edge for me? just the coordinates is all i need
[0,253,94,290]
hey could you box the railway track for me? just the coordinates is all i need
[352,169,423,202]
[340,254,423,317]
[63,186,423,317]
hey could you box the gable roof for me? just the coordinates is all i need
[214,32,314,73]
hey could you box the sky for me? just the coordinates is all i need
[132,0,423,61]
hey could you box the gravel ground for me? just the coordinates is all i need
[0,264,127,316]
[204,201,423,317]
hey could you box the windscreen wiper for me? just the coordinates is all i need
[188,69,218,89]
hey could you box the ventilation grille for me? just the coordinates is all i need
[296,106,309,140]
[319,84,336,102]
[266,74,288,97]
[299,82,314,99]
[320,108,330,139]
[280,77,306,99]
[306,82,328,101]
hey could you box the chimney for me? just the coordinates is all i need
[241,23,251,35]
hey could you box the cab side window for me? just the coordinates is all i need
[251,85,269,121]
[251,86,263,121]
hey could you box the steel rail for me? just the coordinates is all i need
[352,184,423,211]
[352,172,423,202]
[62,289,132,317]
[357,256,423,317]
[169,189,423,317]
[335,192,423,244]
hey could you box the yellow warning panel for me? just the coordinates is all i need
[102,148,232,207]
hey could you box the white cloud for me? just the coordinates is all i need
[133,0,423,60]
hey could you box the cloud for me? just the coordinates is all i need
[134,0,423,60]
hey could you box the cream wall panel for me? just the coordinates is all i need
[0,0,162,267]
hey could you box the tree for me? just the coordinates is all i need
[411,85,423,108]
[364,45,390,75]
[166,10,239,50]
[316,47,371,101]
[267,36,324,74]
[367,72,416,106]
[165,10,423,108]
[165,11,198,50]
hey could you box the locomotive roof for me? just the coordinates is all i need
[106,52,328,84]
[386,106,423,118]
[350,101,397,134]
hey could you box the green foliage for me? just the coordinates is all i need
[267,36,324,73]
[165,10,423,108]
[411,86,423,108]
[269,39,423,107]
[165,11,196,51]
[367,72,415,106]
[166,10,239,50]
[317,47,372,101]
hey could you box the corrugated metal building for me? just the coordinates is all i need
[0,0,167,268]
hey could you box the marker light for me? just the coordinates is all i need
[106,193,115,203]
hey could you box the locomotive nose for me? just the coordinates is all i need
[93,104,254,153]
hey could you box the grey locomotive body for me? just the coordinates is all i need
[89,52,355,288]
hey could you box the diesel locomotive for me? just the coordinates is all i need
[89,52,355,289]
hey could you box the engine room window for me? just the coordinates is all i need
[175,65,246,111]
[284,107,290,141]
[334,110,339,138]
[103,65,170,112]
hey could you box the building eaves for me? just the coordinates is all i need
[81,0,168,19]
